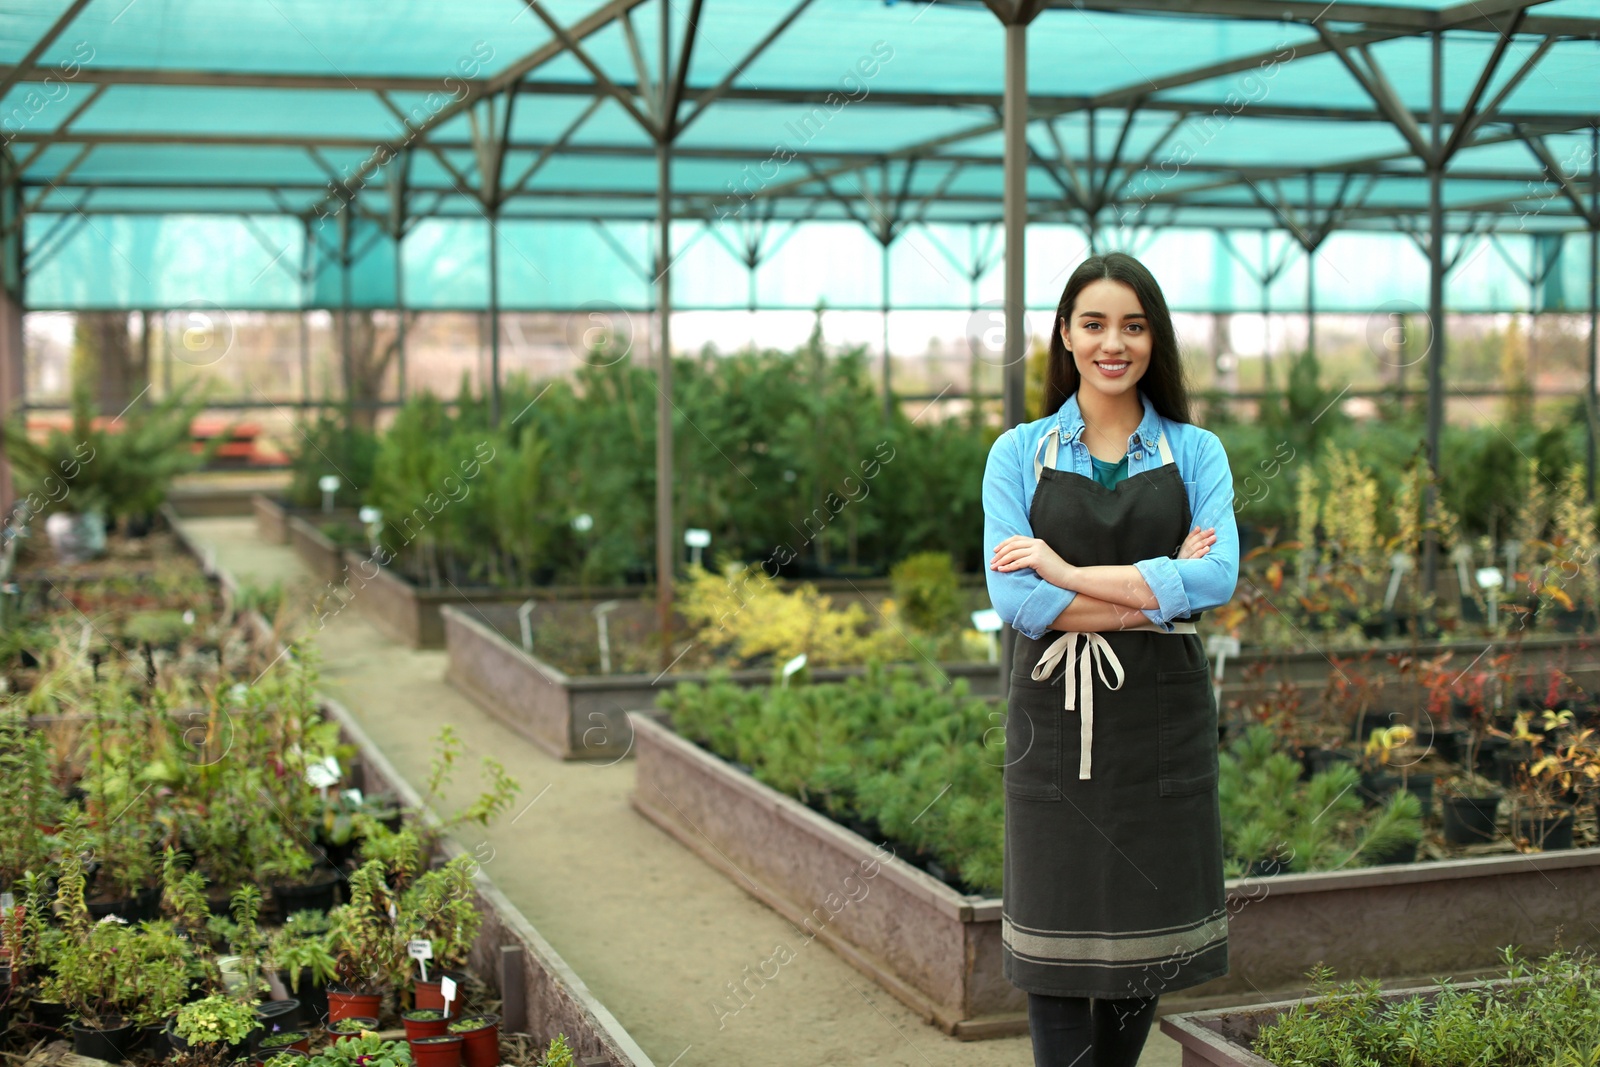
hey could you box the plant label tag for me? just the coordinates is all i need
[970,609,1002,633]
[409,939,433,960]
[0,891,11,915]
[780,653,807,687]
[342,788,363,805]
[440,976,457,1012]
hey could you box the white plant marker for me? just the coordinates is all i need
[781,653,807,687]
[440,975,457,1018]
[409,939,433,983]
[593,600,620,674]
[971,609,1002,663]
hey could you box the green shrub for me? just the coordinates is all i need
[1254,947,1600,1065]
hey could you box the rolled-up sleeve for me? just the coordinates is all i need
[1133,429,1240,630]
[983,427,1073,640]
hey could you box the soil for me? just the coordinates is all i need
[183,516,1186,1067]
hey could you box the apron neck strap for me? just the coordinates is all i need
[1033,428,1061,482]
[1156,430,1173,466]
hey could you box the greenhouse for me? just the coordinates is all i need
[1,0,1599,1065]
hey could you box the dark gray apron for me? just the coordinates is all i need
[1001,425,1228,999]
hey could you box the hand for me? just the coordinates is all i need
[1177,525,1216,560]
[990,535,1074,587]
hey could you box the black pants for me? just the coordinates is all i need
[1026,992,1160,1067]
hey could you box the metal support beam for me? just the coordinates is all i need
[1589,125,1598,503]
[0,0,92,102]
[1424,30,1445,598]
[655,0,676,671]
[1000,10,1034,699]
[488,203,500,426]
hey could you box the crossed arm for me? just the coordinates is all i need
[991,528,1216,633]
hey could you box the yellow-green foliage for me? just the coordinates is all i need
[889,551,963,634]
[677,563,905,668]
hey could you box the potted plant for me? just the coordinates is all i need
[1511,722,1595,852]
[258,1029,314,1055]
[325,861,404,1021]
[397,856,481,1011]
[268,914,338,1026]
[264,1052,313,1067]
[170,995,263,1063]
[446,1013,500,1067]
[1435,769,1504,845]
[409,1034,464,1067]
[326,1016,382,1043]
[39,826,141,1062]
[402,1008,452,1042]
[310,1032,412,1067]
[1358,724,1439,811]
[262,832,342,921]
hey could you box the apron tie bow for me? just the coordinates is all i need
[1033,631,1126,780]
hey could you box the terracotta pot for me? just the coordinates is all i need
[325,1017,380,1044]
[409,1035,463,1067]
[448,1013,500,1067]
[325,988,383,1023]
[402,1010,452,1041]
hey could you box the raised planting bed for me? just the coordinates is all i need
[287,514,361,584]
[1160,977,1514,1066]
[324,694,651,1067]
[629,712,1600,1038]
[443,604,1002,761]
[344,550,991,651]
[1217,632,1600,714]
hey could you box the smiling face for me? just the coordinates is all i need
[1058,278,1152,399]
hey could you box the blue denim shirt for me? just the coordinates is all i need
[982,388,1240,640]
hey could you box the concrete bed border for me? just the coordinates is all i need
[628,711,1600,1038]
[440,603,1001,761]
[166,506,656,1067]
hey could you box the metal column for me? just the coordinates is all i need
[488,207,500,426]
[299,218,312,409]
[1423,30,1446,596]
[654,0,676,671]
[881,237,892,421]
[1588,124,1599,502]
[999,14,1030,698]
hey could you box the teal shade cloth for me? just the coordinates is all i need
[1090,453,1130,491]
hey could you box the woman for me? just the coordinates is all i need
[982,252,1239,1067]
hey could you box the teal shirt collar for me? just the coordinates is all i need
[1053,388,1163,452]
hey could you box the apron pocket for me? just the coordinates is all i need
[1003,673,1062,801]
[1157,666,1218,797]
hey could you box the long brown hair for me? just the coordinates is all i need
[1043,251,1193,424]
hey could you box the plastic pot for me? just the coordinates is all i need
[447,1013,500,1067]
[278,970,330,1026]
[257,1031,313,1055]
[256,997,303,1034]
[1494,747,1532,787]
[325,1016,381,1043]
[413,971,467,1012]
[325,987,383,1023]
[30,998,70,1032]
[1512,805,1575,851]
[410,1035,464,1067]
[141,1023,170,1059]
[1441,794,1501,844]
[272,871,342,922]
[403,1010,452,1041]
[72,1017,137,1063]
